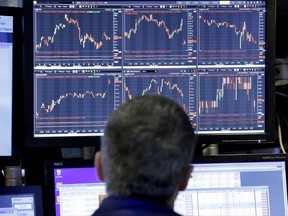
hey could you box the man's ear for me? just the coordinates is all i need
[179,165,193,191]
[94,151,104,181]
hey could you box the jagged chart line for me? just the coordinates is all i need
[36,14,111,50]
[125,78,184,100]
[200,15,257,49]
[125,14,183,40]
[36,89,108,117]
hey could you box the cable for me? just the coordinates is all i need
[276,112,286,153]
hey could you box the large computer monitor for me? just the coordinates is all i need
[0,6,23,156]
[23,0,276,148]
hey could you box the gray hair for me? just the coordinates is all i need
[101,94,197,201]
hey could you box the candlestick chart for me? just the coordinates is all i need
[198,9,264,65]
[29,0,273,139]
[123,9,196,66]
[34,74,121,134]
[124,73,191,113]
[198,72,265,131]
[34,10,115,66]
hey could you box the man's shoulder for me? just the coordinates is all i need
[91,196,182,216]
[92,210,180,216]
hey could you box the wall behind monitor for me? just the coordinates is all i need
[274,0,288,154]
[276,0,288,57]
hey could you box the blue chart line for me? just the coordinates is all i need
[124,10,188,64]
[35,75,115,132]
[35,10,114,65]
[199,10,259,51]
[199,74,257,114]
[124,75,190,112]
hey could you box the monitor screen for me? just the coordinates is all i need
[0,185,44,216]
[23,0,276,147]
[176,154,288,215]
[0,6,23,156]
[45,153,288,216]
[44,159,103,216]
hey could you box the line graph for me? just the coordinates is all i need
[125,14,184,40]
[198,9,263,65]
[37,89,108,116]
[123,9,194,66]
[34,10,115,66]
[200,14,257,50]
[36,14,111,51]
[34,74,121,134]
[124,74,190,113]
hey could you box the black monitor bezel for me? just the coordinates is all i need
[22,0,276,150]
[44,159,94,216]
[0,185,44,216]
[191,153,288,214]
[0,6,24,157]
[44,153,288,215]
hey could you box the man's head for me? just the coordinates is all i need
[95,94,197,203]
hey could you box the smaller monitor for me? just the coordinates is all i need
[0,185,44,216]
[174,153,288,216]
[45,154,288,216]
[45,159,104,216]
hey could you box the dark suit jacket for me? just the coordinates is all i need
[91,195,182,216]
